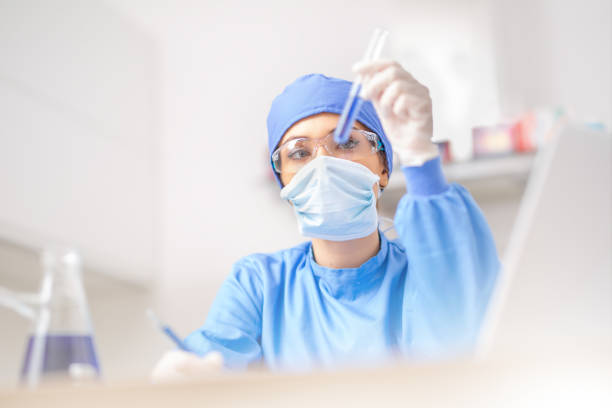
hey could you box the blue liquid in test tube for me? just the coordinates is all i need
[335,83,365,144]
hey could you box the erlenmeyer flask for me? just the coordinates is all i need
[20,249,101,385]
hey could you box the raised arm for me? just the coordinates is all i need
[355,60,500,356]
[396,158,500,356]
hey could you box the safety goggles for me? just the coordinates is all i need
[272,129,384,174]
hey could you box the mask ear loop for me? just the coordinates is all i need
[375,182,394,234]
[378,216,395,234]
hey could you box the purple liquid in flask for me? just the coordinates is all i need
[20,334,100,380]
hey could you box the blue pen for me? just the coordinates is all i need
[146,308,191,352]
[334,28,388,144]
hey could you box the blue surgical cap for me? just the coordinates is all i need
[267,73,394,187]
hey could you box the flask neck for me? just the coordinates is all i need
[40,250,92,334]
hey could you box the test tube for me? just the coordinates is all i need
[333,28,389,144]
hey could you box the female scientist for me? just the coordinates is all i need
[152,60,500,380]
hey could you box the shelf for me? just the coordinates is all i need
[386,153,535,191]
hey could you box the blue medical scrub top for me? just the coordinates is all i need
[184,157,500,370]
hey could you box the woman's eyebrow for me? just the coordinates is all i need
[284,126,361,143]
[284,135,309,143]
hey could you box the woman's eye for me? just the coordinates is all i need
[288,149,311,160]
[338,138,359,150]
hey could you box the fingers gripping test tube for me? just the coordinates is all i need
[333,28,389,144]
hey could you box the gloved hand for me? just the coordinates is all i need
[151,350,223,384]
[353,60,439,167]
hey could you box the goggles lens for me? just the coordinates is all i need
[272,129,382,174]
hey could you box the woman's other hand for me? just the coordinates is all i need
[353,60,439,167]
[151,349,223,384]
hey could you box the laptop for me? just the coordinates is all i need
[478,124,612,358]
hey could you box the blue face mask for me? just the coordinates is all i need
[280,156,380,241]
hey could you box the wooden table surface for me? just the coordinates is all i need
[1,349,610,408]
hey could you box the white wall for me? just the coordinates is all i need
[492,0,612,128]
[0,0,160,282]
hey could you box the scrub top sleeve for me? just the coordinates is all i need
[394,157,500,357]
[183,258,264,369]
